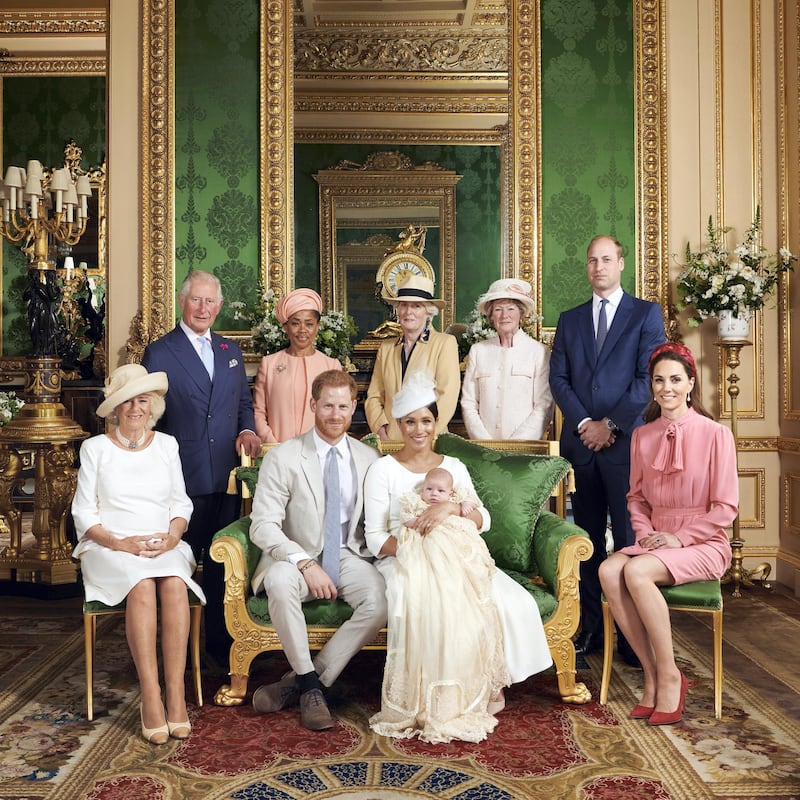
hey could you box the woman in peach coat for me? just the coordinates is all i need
[253,288,341,443]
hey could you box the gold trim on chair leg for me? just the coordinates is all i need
[713,607,723,719]
[599,599,614,706]
[84,613,96,721]
[190,604,203,707]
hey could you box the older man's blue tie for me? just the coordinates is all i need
[198,336,214,379]
[321,447,341,585]
[596,298,608,356]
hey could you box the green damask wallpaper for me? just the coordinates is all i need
[174,0,260,331]
[540,0,636,327]
[1,75,106,355]
[295,143,502,325]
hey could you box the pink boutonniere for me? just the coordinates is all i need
[219,343,229,351]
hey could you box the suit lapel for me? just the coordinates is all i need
[576,302,596,366]
[300,431,325,523]
[166,327,209,391]
[597,293,631,366]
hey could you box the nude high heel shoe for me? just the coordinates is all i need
[167,718,192,740]
[140,703,169,745]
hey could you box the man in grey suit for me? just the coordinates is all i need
[249,370,386,730]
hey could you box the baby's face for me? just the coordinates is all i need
[421,476,452,504]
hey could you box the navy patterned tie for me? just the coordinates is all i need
[321,447,341,585]
[596,299,608,356]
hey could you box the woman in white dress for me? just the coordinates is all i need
[364,372,552,743]
[72,364,205,745]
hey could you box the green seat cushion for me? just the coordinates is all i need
[660,580,722,610]
[84,589,204,615]
[247,596,355,626]
[434,433,571,574]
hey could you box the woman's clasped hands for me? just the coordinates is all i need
[640,531,682,550]
[115,533,179,558]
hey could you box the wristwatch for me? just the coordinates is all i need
[603,417,621,434]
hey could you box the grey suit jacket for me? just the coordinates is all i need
[249,429,380,594]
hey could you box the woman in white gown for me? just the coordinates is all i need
[364,372,552,743]
[72,364,204,745]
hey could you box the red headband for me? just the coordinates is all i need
[648,342,696,377]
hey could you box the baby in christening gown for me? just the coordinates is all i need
[369,468,509,744]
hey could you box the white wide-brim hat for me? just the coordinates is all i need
[392,370,437,419]
[476,278,536,317]
[382,275,445,309]
[96,364,168,418]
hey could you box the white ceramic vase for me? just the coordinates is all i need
[716,309,751,341]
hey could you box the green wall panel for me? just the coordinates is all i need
[2,75,106,356]
[174,0,261,332]
[540,0,635,327]
[295,143,502,325]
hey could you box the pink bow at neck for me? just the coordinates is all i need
[651,422,684,474]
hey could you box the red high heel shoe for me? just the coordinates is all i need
[630,703,655,719]
[647,672,688,726]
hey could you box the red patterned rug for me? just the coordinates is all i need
[1,597,799,800]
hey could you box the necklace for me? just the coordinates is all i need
[115,427,147,450]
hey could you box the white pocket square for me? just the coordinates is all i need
[228,358,239,368]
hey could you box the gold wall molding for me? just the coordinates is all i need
[737,468,766,528]
[784,472,800,534]
[717,316,765,419]
[0,57,105,75]
[134,0,174,361]
[295,129,506,146]
[778,436,800,454]
[0,12,106,35]
[737,437,779,451]
[633,0,669,313]
[261,0,293,294]
[295,31,507,74]
[295,94,507,115]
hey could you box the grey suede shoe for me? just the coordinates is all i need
[251,673,300,713]
[299,688,334,730]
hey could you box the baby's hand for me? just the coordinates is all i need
[460,500,478,517]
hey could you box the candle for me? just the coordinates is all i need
[63,256,74,281]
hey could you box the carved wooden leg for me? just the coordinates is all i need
[550,633,592,705]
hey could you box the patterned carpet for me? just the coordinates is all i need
[0,592,798,800]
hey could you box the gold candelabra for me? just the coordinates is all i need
[717,338,771,597]
[0,147,92,587]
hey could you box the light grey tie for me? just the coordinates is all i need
[198,336,214,379]
[596,298,608,356]
[321,447,341,585]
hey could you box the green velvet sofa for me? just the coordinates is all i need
[210,434,594,707]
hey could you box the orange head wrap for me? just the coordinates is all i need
[275,288,323,324]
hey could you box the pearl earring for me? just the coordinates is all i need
[686,393,692,404]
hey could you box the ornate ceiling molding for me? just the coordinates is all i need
[0,12,106,35]
[295,31,507,74]
[0,56,105,75]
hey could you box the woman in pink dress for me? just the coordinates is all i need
[253,288,342,442]
[599,342,738,725]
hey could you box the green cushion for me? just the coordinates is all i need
[247,596,355,626]
[83,590,203,615]
[504,569,558,621]
[660,580,722,610]
[434,433,571,573]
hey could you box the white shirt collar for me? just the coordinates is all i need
[312,429,350,460]
[180,319,211,342]
[593,286,624,308]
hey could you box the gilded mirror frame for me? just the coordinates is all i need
[315,158,461,331]
[138,0,668,346]
[0,53,107,374]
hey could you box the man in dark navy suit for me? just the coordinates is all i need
[142,270,262,664]
[550,235,666,666]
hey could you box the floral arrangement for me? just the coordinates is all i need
[0,391,24,427]
[676,209,795,326]
[459,307,543,361]
[230,285,357,367]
